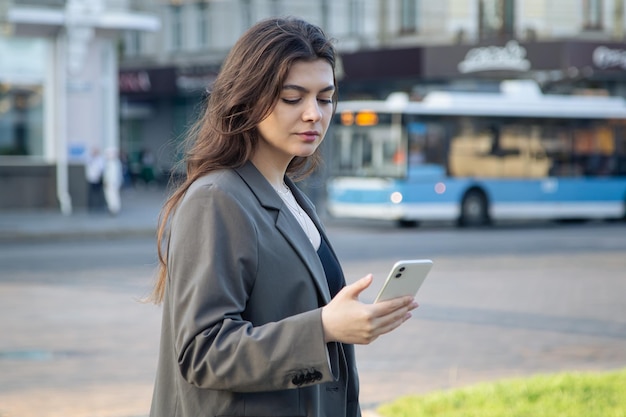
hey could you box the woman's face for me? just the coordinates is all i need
[255,59,335,166]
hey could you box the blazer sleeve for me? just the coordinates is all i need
[165,181,335,392]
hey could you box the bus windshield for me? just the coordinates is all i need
[330,112,405,178]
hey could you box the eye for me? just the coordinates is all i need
[317,97,333,104]
[281,97,301,104]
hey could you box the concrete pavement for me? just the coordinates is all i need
[3,189,625,417]
[0,187,167,242]
[0,187,386,417]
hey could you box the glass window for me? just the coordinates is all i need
[0,37,46,157]
[0,84,44,156]
[331,112,404,177]
[400,0,418,34]
[124,31,141,56]
[170,5,183,50]
[478,0,515,40]
[197,2,209,49]
[349,0,364,36]
[447,117,553,178]
[241,0,253,31]
[583,0,603,30]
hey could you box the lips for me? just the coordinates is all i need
[298,131,320,142]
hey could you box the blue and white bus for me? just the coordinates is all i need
[327,80,626,227]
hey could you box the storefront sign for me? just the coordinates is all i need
[593,46,626,70]
[119,67,177,98]
[458,41,531,73]
[175,66,218,94]
[119,71,152,93]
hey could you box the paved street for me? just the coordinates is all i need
[1,217,625,416]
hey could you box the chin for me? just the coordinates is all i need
[294,144,320,157]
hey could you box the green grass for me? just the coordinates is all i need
[377,368,626,417]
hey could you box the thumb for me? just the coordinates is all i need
[343,274,373,299]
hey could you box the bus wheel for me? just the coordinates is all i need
[458,190,489,227]
[397,219,419,228]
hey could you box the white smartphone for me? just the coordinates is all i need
[374,259,433,303]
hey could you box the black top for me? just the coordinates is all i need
[317,237,345,298]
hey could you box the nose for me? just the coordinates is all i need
[302,98,323,122]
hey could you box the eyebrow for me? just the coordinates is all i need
[282,84,335,94]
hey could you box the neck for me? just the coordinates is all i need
[250,153,291,190]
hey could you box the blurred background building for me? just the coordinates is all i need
[0,0,159,211]
[1,0,626,211]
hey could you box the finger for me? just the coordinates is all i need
[372,296,415,316]
[372,312,412,338]
[373,305,413,329]
[342,274,373,299]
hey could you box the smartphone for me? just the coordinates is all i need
[374,259,433,303]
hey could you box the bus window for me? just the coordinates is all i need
[407,122,426,165]
[449,118,552,178]
[403,117,448,168]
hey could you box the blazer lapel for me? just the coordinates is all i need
[235,162,332,304]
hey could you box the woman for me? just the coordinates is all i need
[149,17,418,417]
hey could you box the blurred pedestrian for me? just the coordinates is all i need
[140,148,156,186]
[147,17,418,417]
[119,150,133,188]
[103,147,123,216]
[85,147,105,212]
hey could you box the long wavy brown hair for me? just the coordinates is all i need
[148,17,338,304]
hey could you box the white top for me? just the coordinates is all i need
[275,184,321,250]
[86,154,104,184]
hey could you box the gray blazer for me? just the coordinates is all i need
[150,162,361,417]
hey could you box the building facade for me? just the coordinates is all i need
[118,0,626,189]
[3,0,625,210]
[0,0,159,211]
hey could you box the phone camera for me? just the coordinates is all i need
[395,266,405,278]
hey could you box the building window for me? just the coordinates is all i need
[0,85,44,156]
[478,0,515,41]
[170,5,183,50]
[400,0,418,34]
[349,0,364,35]
[241,0,253,31]
[124,31,141,56]
[583,0,603,30]
[197,1,209,48]
[0,38,46,157]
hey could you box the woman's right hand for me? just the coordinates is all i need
[321,274,419,345]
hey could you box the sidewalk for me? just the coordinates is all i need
[0,187,168,242]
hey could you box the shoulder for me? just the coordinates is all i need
[187,169,238,193]
[172,169,259,236]
[183,169,252,205]
[176,169,261,221]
